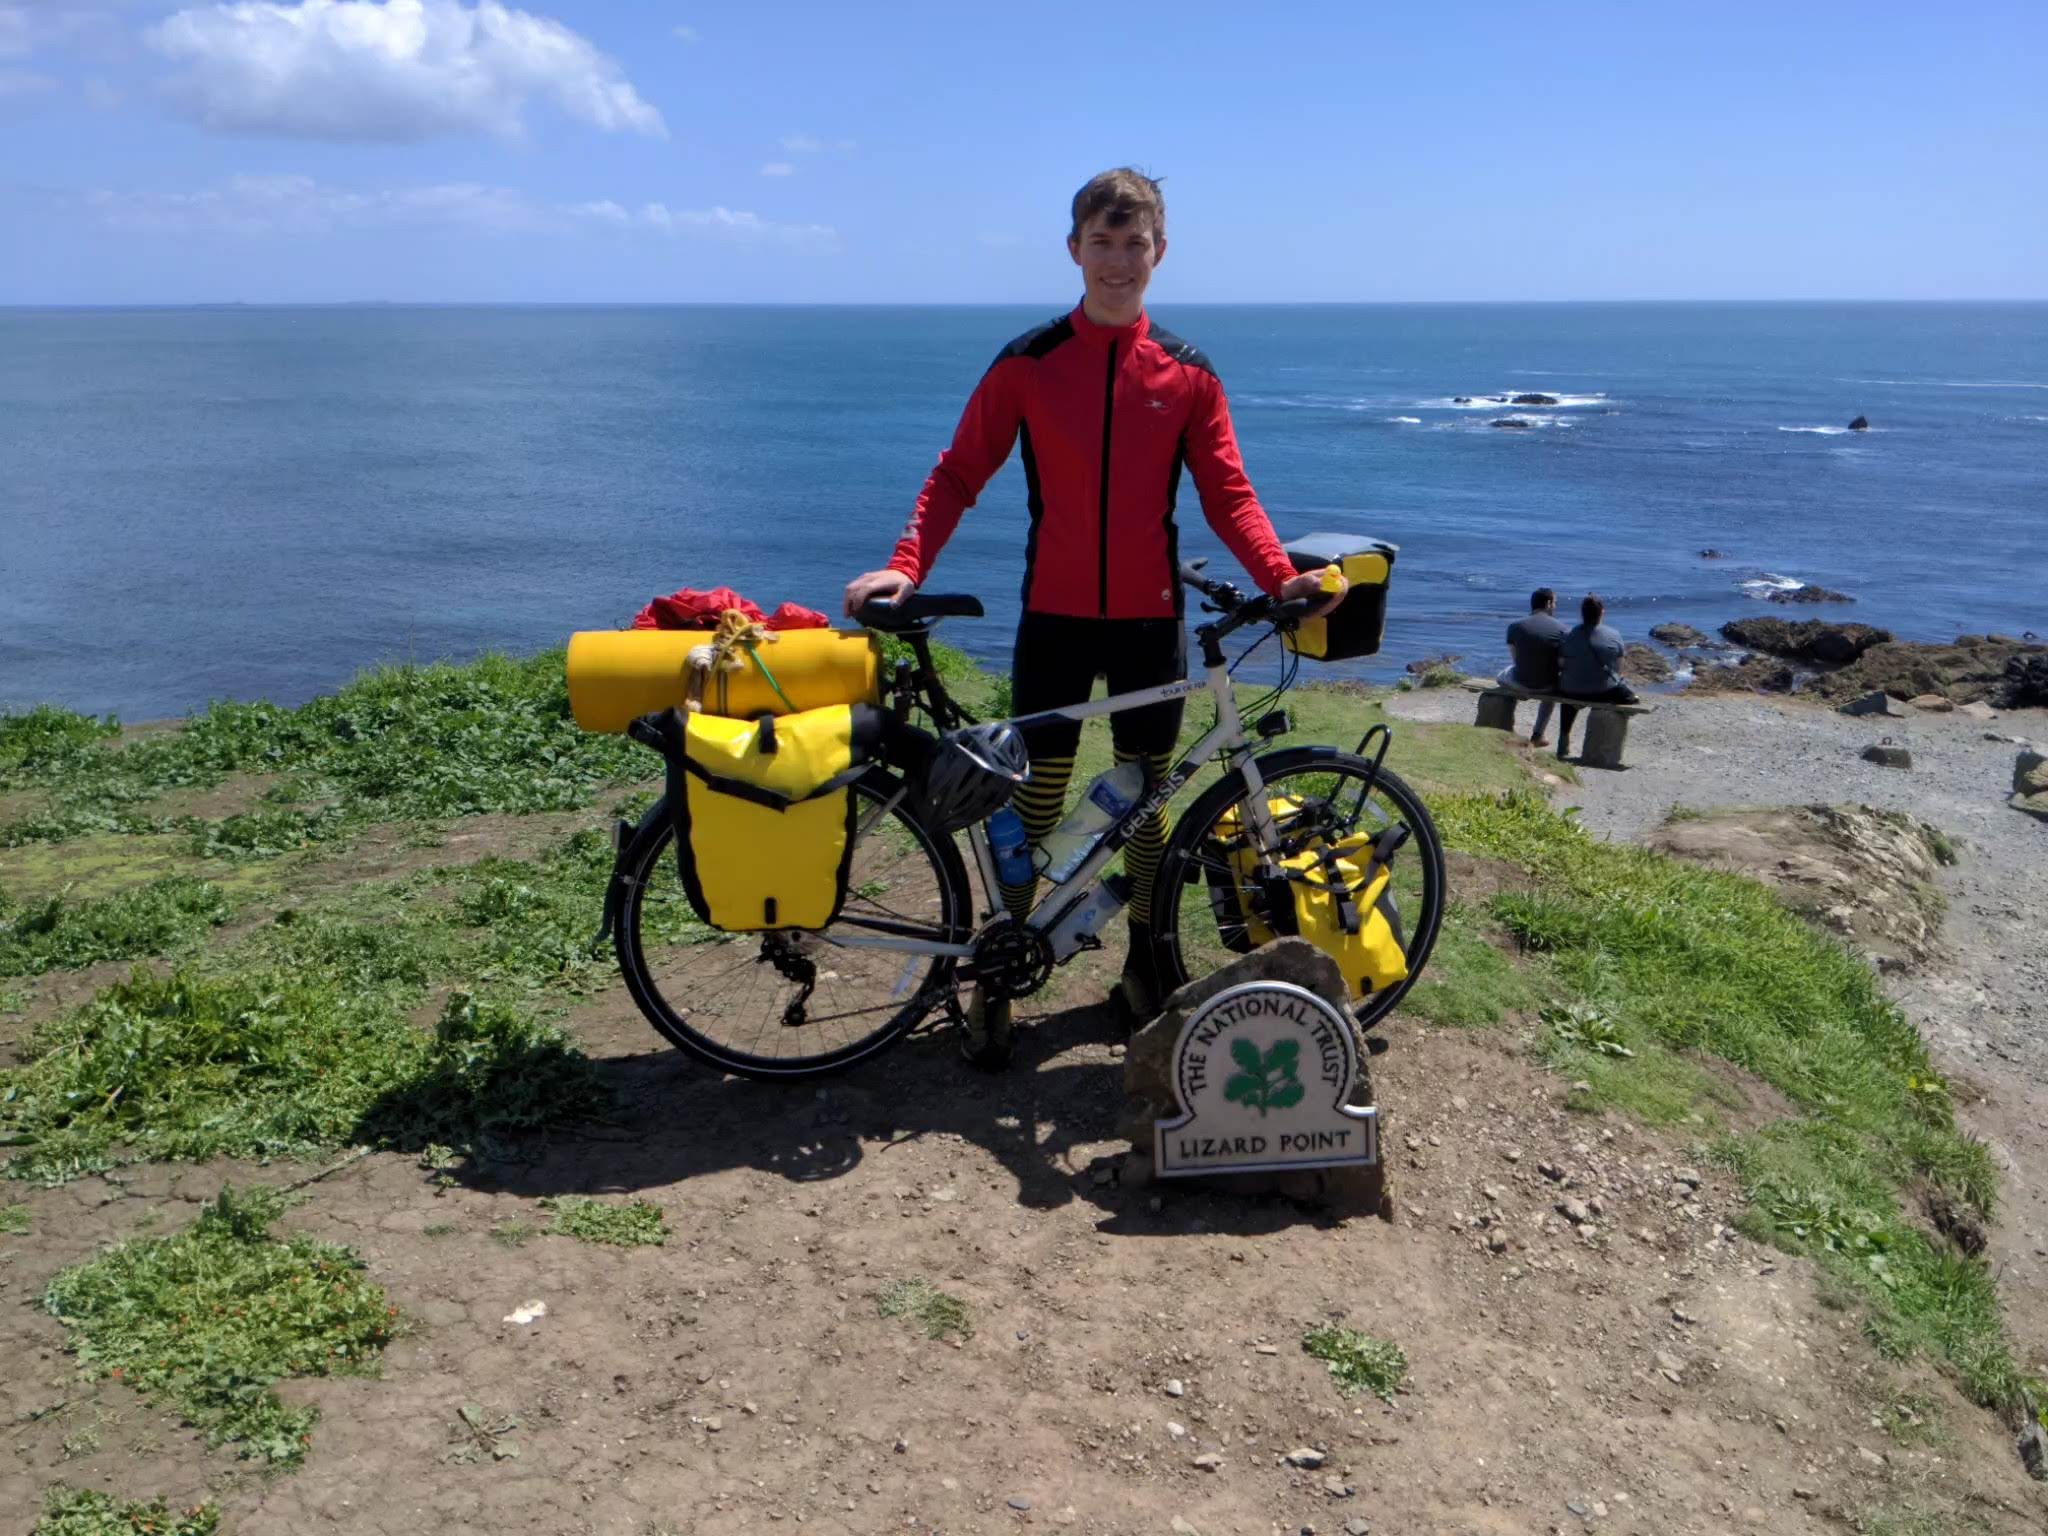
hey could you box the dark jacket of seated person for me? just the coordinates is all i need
[1505,606,1566,691]
[1557,598,1638,703]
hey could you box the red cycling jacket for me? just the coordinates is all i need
[887,304,1295,618]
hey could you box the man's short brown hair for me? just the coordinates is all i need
[1070,168,1165,243]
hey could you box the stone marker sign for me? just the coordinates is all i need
[1155,979,1378,1176]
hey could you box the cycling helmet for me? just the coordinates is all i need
[921,722,1030,833]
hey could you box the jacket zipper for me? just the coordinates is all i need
[1097,340,1117,616]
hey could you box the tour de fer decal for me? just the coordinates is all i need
[1155,980,1379,1176]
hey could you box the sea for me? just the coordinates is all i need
[3,302,2044,722]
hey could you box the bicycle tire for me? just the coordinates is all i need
[1147,746,1447,1030]
[614,766,973,1081]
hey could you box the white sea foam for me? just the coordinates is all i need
[1778,425,1851,435]
[1388,416,1421,425]
[1740,573,1806,597]
[1425,391,1609,410]
[1840,377,2048,390]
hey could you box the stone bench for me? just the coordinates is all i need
[1467,683,1655,770]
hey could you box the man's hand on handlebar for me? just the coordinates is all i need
[843,568,914,618]
[1279,569,1348,618]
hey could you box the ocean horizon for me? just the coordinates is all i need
[5,300,2044,721]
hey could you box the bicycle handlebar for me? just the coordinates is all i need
[1178,562,1312,634]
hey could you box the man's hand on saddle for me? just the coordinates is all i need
[843,568,915,618]
[1279,568,1348,618]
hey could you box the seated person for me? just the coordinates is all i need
[1555,593,1639,760]
[1499,586,1565,745]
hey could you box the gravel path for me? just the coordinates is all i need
[1388,684,2048,1357]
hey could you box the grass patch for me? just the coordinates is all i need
[2,975,605,1184]
[542,1195,667,1247]
[32,1485,221,1536]
[877,1278,972,1341]
[41,1185,394,1465]
[0,877,233,976]
[1301,1324,1407,1401]
[490,1220,536,1248]
[1,1202,30,1233]
[1397,905,1551,1027]
[0,650,648,849]
[1435,787,2018,1411]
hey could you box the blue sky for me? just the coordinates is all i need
[2,0,2042,304]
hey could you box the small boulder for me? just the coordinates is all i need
[2015,749,2048,797]
[1908,694,1954,712]
[1510,393,1560,406]
[1767,583,1854,604]
[1840,690,1905,719]
[1650,623,1711,647]
[1861,744,1912,769]
[1698,548,1727,559]
[1490,417,1532,430]
[1997,651,2048,709]
[1451,396,1472,404]
[1957,700,1998,721]
[1848,415,1869,431]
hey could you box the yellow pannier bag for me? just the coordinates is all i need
[1204,797,1409,999]
[567,628,880,732]
[669,704,880,933]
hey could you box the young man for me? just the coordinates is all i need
[843,167,1340,1060]
[1554,593,1639,760]
[1500,587,1565,746]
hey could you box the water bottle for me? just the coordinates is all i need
[987,806,1034,890]
[1047,873,1131,961]
[1037,761,1146,886]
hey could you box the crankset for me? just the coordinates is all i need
[963,917,1054,1001]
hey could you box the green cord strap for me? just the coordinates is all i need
[743,641,797,714]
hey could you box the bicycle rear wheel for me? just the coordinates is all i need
[614,767,972,1080]
[1148,746,1445,1029]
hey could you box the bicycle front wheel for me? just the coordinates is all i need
[1149,746,1446,1029]
[615,767,972,1080]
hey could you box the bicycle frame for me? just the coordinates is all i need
[824,642,1279,960]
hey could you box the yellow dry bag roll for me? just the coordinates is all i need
[567,628,881,732]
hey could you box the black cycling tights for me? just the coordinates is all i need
[1001,614,1187,927]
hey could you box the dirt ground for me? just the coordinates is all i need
[5,711,2046,1535]
[7,944,2044,1536]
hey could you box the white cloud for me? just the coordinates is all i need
[670,22,694,42]
[759,161,792,177]
[779,132,853,154]
[85,174,838,245]
[147,0,666,142]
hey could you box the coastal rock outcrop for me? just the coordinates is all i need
[1809,636,2048,708]
[1848,415,1870,431]
[1510,393,1560,406]
[1649,804,1949,969]
[1719,618,1891,665]
[1490,418,1532,430]
[1619,644,1674,684]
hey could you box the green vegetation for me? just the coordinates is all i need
[542,1195,668,1247]
[1,1203,30,1233]
[0,651,647,852]
[1301,1324,1407,1401]
[32,1485,220,1536]
[2,975,603,1183]
[1397,905,1551,1027]
[1433,787,2021,1412]
[1,877,233,976]
[41,1186,393,1465]
[876,1278,972,1341]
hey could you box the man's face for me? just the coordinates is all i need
[1068,211,1164,324]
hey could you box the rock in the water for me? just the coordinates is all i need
[1720,618,1890,665]
[1451,396,1472,404]
[1649,804,1951,967]
[1619,643,1673,684]
[1861,744,1912,769]
[1839,689,1906,718]
[1848,415,1869,431]
[1490,417,1532,430]
[1650,623,1712,647]
[1766,583,1854,604]
[1698,548,1727,559]
[1510,392,1560,406]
